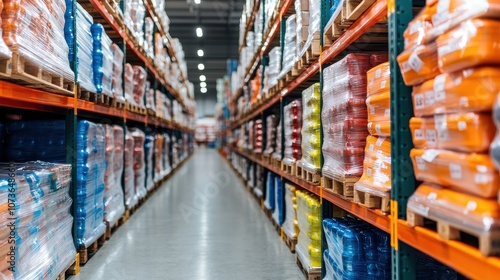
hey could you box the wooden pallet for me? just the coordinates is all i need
[353,188,390,213]
[262,154,272,165]
[322,174,359,199]
[55,254,80,280]
[284,232,297,253]
[296,164,321,185]
[147,108,156,117]
[79,233,106,265]
[126,101,147,115]
[0,49,74,96]
[112,97,126,109]
[407,210,500,256]
[281,161,297,176]
[271,157,282,170]
[105,213,128,240]
[296,254,321,280]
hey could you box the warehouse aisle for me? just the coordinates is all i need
[75,148,302,280]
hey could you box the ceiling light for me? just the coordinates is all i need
[200,82,207,88]
[194,0,201,4]
[196,27,203,37]
[199,75,206,81]
[197,49,204,57]
[198,63,205,70]
[201,87,207,93]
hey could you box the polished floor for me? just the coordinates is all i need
[74,148,302,280]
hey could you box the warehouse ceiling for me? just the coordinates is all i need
[166,0,244,109]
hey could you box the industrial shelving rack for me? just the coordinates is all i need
[222,0,500,278]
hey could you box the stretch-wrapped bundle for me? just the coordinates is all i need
[111,44,125,102]
[298,83,321,171]
[145,17,154,58]
[124,0,146,47]
[91,24,113,96]
[75,120,106,247]
[0,162,75,279]
[146,84,156,113]
[263,114,278,156]
[163,133,171,175]
[130,128,147,200]
[133,66,147,108]
[283,183,299,239]
[272,119,282,161]
[272,176,285,226]
[264,172,276,210]
[113,125,124,198]
[254,119,263,154]
[124,128,138,208]
[296,190,321,268]
[124,63,135,105]
[145,135,155,191]
[280,15,297,76]
[283,100,302,166]
[0,1,11,59]
[103,125,125,227]
[154,134,164,182]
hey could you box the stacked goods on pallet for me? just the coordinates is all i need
[294,0,308,56]
[248,163,256,189]
[283,183,299,241]
[124,128,138,209]
[264,172,276,211]
[322,54,372,181]
[272,119,282,162]
[247,120,255,151]
[124,63,135,105]
[154,33,170,77]
[0,162,75,279]
[298,83,321,173]
[145,135,155,191]
[279,15,297,77]
[254,1,263,52]
[144,17,154,59]
[133,66,147,109]
[154,134,164,182]
[91,24,113,97]
[306,0,320,47]
[398,1,500,255]
[0,1,11,59]
[3,0,73,79]
[75,120,106,248]
[296,190,321,269]
[163,133,172,174]
[323,217,391,279]
[283,100,303,169]
[265,47,281,91]
[254,119,264,154]
[155,91,171,121]
[130,128,147,201]
[103,125,125,228]
[263,114,278,157]
[272,176,285,226]
[111,44,125,103]
[146,83,156,113]
[255,165,266,197]
[5,120,66,163]
[354,60,391,210]
[124,0,146,47]
[65,2,94,92]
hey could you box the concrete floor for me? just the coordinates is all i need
[74,148,302,280]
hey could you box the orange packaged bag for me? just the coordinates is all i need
[354,136,391,197]
[412,67,500,117]
[411,149,500,198]
[397,41,441,86]
[367,62,390,96]
[367,90,390,123]
[410,113,496,153]
[437,19,500,73]
[368,121,390,137]
[404,5,437,49]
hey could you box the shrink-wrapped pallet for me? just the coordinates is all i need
[298,83,321,171]
[254,119,264,154]
[263,114,278,156]
[103,125,125,226]
[283,183,299,239]
[0,1,11,59]
[283,100,302,166]
[91,24,113,96]
[124,63,135,105]
[145,135,155,191]
[272,176,285,226]
[133,66,147,108]
[111,44,125,102]
[296,190,321,268]
[124,0,146,47]
[130,128,147,200]
[124,128,138,208]
[154,134,164,182]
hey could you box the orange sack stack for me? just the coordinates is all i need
[400,0,500,256]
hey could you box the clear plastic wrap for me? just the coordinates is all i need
[410,113,496,153]
[354,136,392,198]
[130,128,147,200]
[124,128,138,208]
[4,0,73,80]
[254,165,266,198]
[103,125,125,227]
[295,0,305,54]
[124,63,135,104]
[163,133,172,174]
[144,17,154,58]
[407,184,500,240]
[283,100,303,166]
[283,183,299,239]
[436,19,500,74]
[404,5,436,49]
[323,217,391,280]
[247,121,255,151]
[308,0,321,45]
[296,190,321,269]
[264,172,276,210]
[298,83,321,171]
[113,125,124,197]
[254,119,264,154]
[0,162,75,279]
[272,119,283,161]
[412,67,500,117]
[75,120,106,247]
[397,42,441,86]
[133,66,147,108]
[124,0,146,47]
[5,120,66,163]
[263,114,278,156]
[370,53,389,67]
[146,84,156,113]
[91,24,113,96]
[272,176,285,226]
[111,44,125,102]
[268,47,281,88]
[411,149,499,198]
[0,1,11,59]
[145,135,155,191]
[280,15,297,76]
[154,134,164,182]
[322,54,371,178]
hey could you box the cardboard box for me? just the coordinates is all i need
[301,11,310,26]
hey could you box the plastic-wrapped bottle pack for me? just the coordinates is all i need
[103,125,125,228]
[263,114,278,157]
[283,100,303,166]
[0,162,75,279]
[4,0,73,80]
[254,119,264,154]
[283,183,299,239]
[296,190,321,269]
[154,134,165,182]
[124,128,138,209]
[272,176,285,226]
[91,24,113,97]
[272,119,282,161]
[279,15,297,77]
[64,2,94,92]
[298,83,321,172]
[145,135,155,191]
[124,0,146,47]
[322,54,371,178]
[5,120,66,163]
[130,128,147,201]
[0,1,11,59]
[264,172,276,210]
[133,66,148,109]
[144,17,154,59]
[110,44,125,103]
[267,47,281,89]
[124,63,135,105]
[75,120,106,248]
[163,133,172,174]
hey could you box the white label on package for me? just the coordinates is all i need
[376,68,382,79]
[459,97,469,108]
[416,157,427,170]
[408,52,424,73]
[434,75,446,101]
[384,109,391,117]
[369,144,375,152]
[457,121,467,131]
[376,137,386,146]
[434,114,447,129]
[475,174,489,184]
[421,149,440,162]
[465,201,477,212]
[374,161,381,171]
[425,91,435,107]
[427,192,437,201]
[449,163,462,179]
[414,129,425,140]
[381,80,387,89]
[375,124,382,135]
[367,167,372,177]
[426,130,438,147]
[414,94,425,110]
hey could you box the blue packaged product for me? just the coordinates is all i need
[91,24,113,96]
[272,176,285,226]
[145,135,155,191]
[264,172,275,210]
